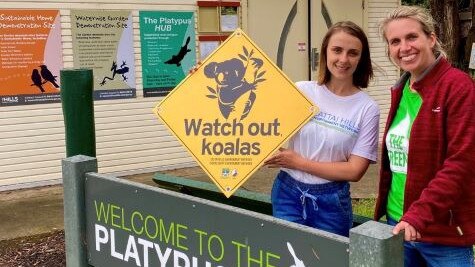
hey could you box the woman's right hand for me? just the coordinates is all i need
[264,147,303,169]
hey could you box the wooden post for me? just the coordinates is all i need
[60,69,96,157]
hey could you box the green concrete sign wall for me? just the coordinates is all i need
[85,174,349,266]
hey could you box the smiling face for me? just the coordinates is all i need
[325,31,362,83]
[385,18,436,79]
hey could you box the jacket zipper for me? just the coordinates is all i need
[450,209,464,236]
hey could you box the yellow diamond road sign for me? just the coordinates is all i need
[153,29,317,197]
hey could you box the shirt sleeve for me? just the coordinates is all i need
[351,101,380,163]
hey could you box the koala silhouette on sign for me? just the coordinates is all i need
[204,46,266,121]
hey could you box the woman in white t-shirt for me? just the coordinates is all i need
[264,21,380,237]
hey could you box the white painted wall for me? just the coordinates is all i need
[366,0,401,138]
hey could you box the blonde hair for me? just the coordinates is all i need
[379,5,447,58]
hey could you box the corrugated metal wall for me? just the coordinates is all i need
[0,0,398,191]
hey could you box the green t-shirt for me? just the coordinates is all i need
[386,81,422,221]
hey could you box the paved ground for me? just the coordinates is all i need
[0,164,378,242]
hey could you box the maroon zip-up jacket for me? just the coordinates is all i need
[374,57,475,246]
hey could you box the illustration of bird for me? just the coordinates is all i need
[164,36,191,67]
[39,65,59,88]
[30,69,45,93]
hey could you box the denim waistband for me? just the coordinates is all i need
[277,170,348,194]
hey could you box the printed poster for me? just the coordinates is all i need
[220,6,239,32]
[0,10,62,106]
[139,11,195,97]
[71,10,136,100]
[199,41,220,61]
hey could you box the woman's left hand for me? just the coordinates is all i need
[392,220,421,241]
[264,148,303,169]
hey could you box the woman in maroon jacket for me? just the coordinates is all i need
[375,6,475,267]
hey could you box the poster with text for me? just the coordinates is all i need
[139,11,195,97]
[0,10,62,106]
[71,10,136,100]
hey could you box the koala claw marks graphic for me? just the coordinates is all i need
[204,46,266,121]
[100,61,129,86]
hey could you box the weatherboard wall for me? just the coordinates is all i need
[0,0,398,190]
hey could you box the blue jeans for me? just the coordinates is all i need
[387,216,474,267]
[271,171,352,237]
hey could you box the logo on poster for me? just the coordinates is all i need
[2,96,19,103]
[221,168,238,178]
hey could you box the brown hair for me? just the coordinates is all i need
[317,21,373,88]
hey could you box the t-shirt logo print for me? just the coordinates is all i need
[204,46,266,121]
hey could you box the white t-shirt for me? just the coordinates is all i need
[283,81,380,184]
